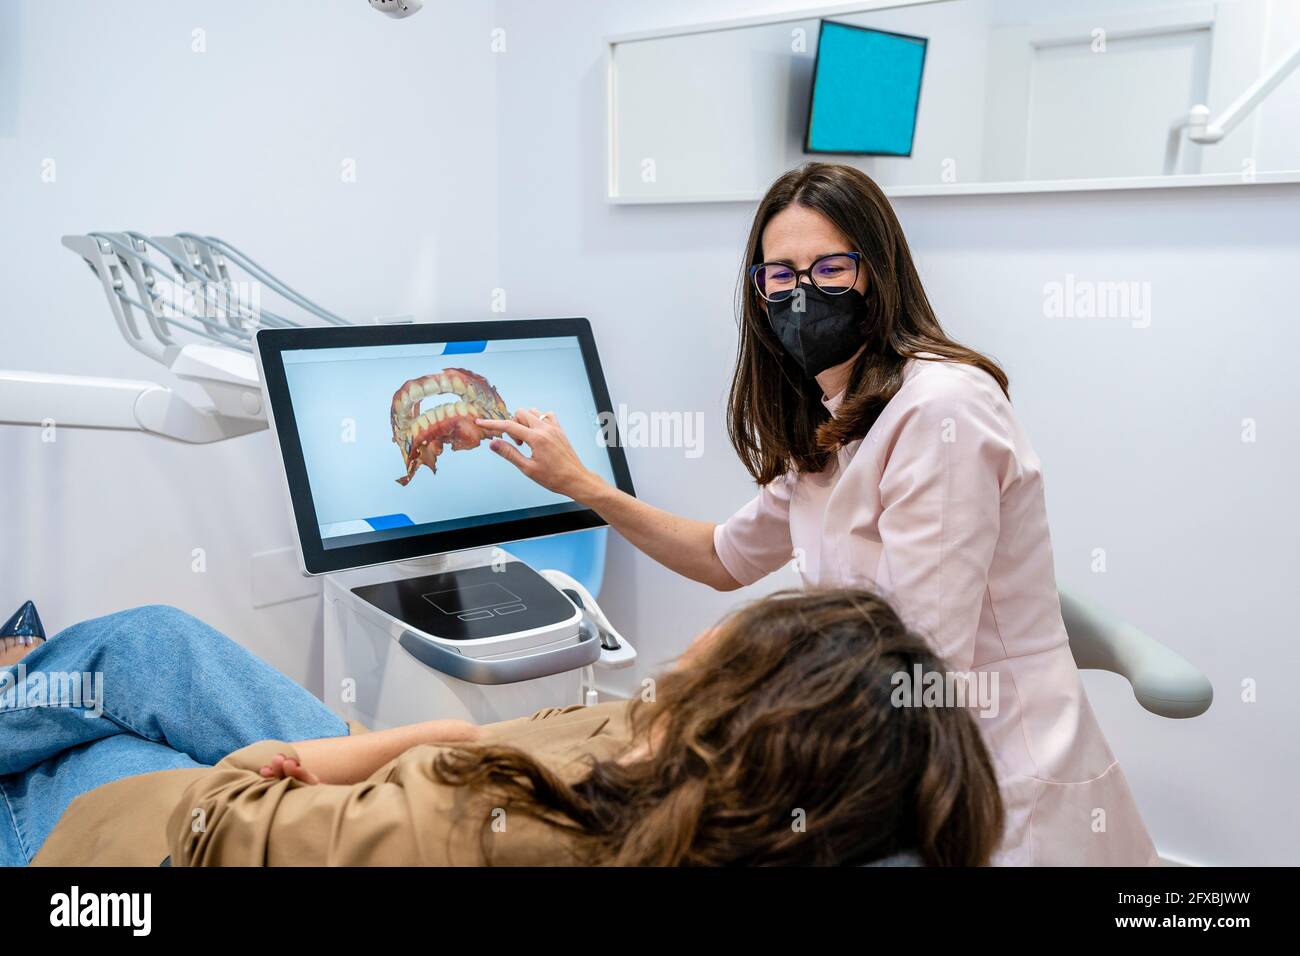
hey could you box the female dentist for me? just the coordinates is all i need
[477,162,1157,867]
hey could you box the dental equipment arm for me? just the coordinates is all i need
[0,232,353,443]
[0,350,265,443]
[1164,38,1300,174]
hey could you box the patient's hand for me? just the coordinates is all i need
[259,753,320,786]
[286,719,482,785]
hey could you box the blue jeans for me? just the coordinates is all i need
[0,605,347,865]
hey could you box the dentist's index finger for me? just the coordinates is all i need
[476,418,532,443]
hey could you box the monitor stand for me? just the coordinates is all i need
[392,544,504,577]
[324,546,600,693]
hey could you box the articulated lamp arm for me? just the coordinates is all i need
[1164,38,1300,175]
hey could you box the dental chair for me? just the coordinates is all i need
[1059,586,1213,719]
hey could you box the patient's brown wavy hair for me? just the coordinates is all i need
[729,162,1009,482]
[432,588,1004,866]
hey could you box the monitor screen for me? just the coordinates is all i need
[255,318,635,574]
[804,22,928,156]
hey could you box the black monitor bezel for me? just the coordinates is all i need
[256,317,635,575]
[802,20,929,158]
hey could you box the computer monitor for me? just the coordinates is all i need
[255,318,635,575]
[804,21,928,156]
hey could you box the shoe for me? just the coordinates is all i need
[1,600,45,646]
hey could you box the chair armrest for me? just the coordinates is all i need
[1059,587,1213,719]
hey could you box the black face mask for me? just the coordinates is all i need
[766,283,869,377]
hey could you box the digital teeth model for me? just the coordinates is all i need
[390,368,509,485]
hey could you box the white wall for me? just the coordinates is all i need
[492,0,1300,866]
[2,0,1296,865]
[0,0,501,689]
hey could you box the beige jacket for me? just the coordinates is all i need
[33,701,633,866]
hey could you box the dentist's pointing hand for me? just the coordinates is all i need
[476,408,601,502]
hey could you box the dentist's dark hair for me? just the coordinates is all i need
[729,162,1009,482]
[431,588,1005,866]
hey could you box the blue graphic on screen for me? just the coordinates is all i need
[806,22,927,156]
[281,336,619,550]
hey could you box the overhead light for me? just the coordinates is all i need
[369,0,423,20]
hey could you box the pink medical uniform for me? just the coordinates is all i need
[713,357,1158,866]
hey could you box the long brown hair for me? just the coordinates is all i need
[729,162,1009,482]
[432,588,1004,866]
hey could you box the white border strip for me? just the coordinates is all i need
[605,169,1300,204]
[605,0,944,45]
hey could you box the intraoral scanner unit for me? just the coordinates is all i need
[255,318,638,729]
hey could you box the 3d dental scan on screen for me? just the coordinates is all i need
[257,320,631,571]
[0,0,1293,938]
